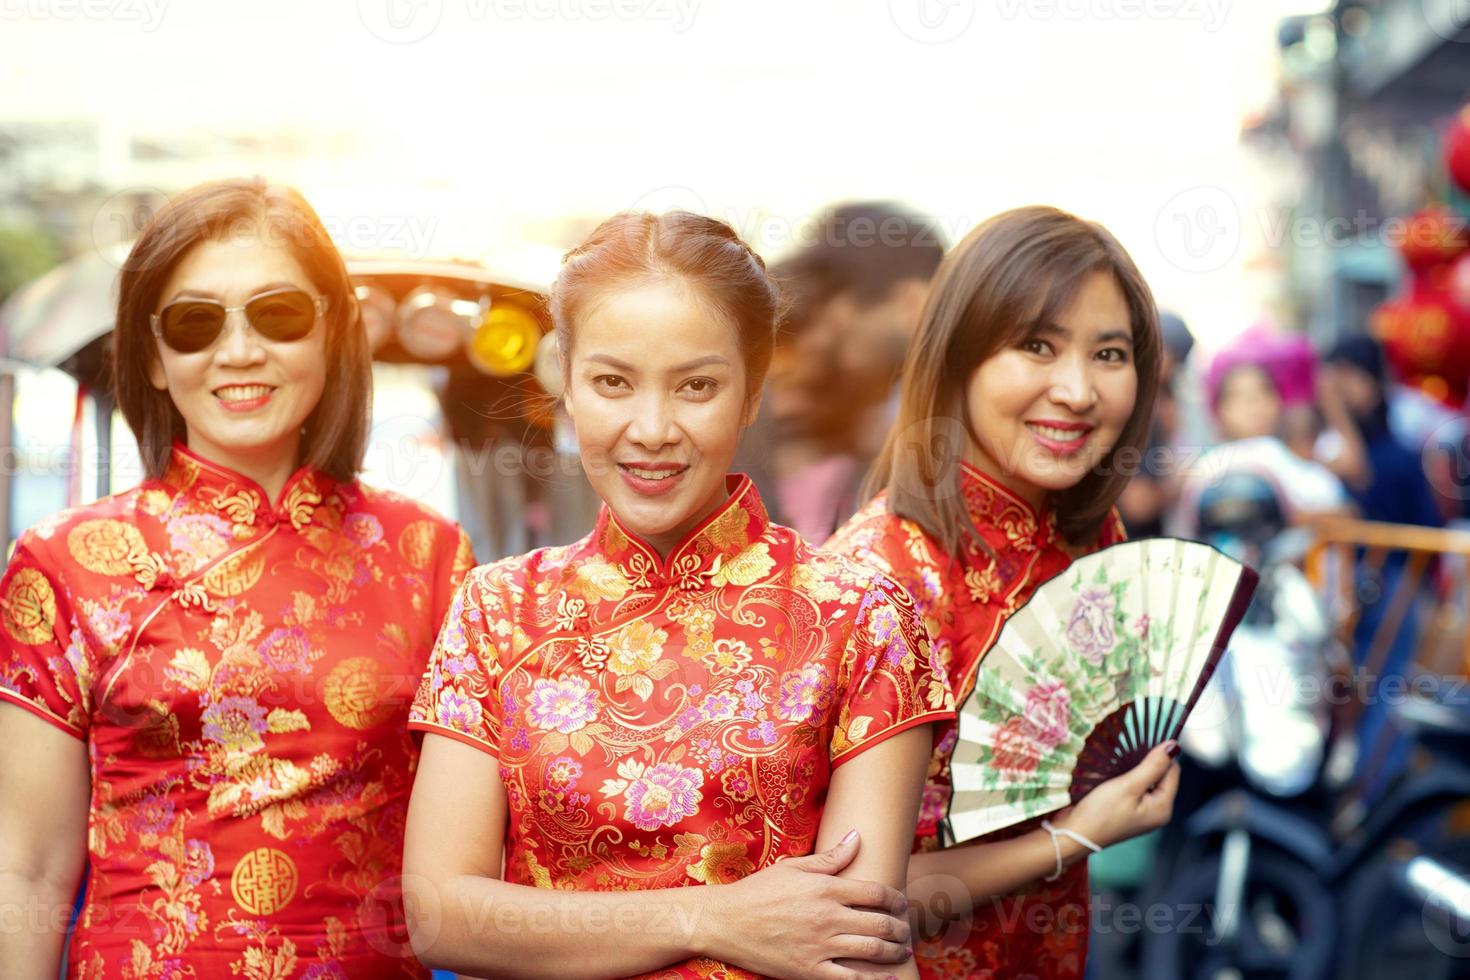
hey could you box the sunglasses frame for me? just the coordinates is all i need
[149,288,329,352]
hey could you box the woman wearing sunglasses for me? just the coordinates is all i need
[403,211,953,979]
[0,178,473,978]
[826,207,1181,979]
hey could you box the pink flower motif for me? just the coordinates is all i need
[1065,588,1117,666]
[546,756,582,788]
[343,512,384,548]
[1022,680,1071,749]
[438,689,484,734]
[624,762,703,830]
[775,663,834,724]
[1135,614,1151,640]
[527,676,598,733]
[990,716,1040,775]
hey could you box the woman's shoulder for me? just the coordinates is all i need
[8,484,155,571]
[824,494,946,582]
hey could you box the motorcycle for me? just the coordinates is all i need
[1140,471,1470,979]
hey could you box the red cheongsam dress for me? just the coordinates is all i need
[825,462,1126,980]
[409,474,955,979]
[0,441,474,979]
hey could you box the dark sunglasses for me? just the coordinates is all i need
[150,287,328,353]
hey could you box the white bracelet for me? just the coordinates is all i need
[1040,819,1103,882]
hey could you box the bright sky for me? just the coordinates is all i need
[4,0,1330,347]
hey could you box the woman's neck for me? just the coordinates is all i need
[185,433,302,506]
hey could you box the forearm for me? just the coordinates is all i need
[906,826,1089,922]
[0,869,77,979]
[408,872,722,978]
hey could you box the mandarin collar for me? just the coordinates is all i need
[958,461,1058,555]
[161,441,336,533]
[588,474,772,591]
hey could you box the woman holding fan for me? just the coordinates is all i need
[826,206,1183,978]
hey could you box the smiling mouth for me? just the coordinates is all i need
[1026,422,1093,441]
[618,463,689,480]
[213,384,276,405]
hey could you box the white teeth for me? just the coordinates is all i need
[216,385,273,403]
[624,466,682,480]
[1030,424,1088,441]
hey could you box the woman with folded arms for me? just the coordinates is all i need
[404,210,954,979]
[827,206,1182,979]
[0,178,472,978]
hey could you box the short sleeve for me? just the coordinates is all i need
[0,533,90,740]
[829,575,955,768]
[408,570,504,756]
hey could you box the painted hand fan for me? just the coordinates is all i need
[946,538,1257,843]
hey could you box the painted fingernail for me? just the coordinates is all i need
[1166,741,1181,759]
[840,828,859,845]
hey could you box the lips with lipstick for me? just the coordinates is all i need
[214,383,277,412]
[1025,419,1095,456]
[617,460,691,496]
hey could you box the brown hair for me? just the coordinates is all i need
[549,210,779,395]
[868,205,1162,552]
[112,178,370,482]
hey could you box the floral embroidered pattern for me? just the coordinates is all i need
[826,461,1126,980]
[410,475,953,980]
[0,441,472,978]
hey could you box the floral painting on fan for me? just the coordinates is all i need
[947,538,1257,841]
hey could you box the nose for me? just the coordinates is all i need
[625,389,680,451]
[212,310,266,367]
[1047,350,1097,414]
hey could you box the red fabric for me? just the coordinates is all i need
[826,463,1126,980]
[409,475,955,979]
[0,441,473,979]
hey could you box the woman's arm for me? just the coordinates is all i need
[0,705,90,979]
[403,733,914,980]
[907,741,1180,924]
[812,726,934,980]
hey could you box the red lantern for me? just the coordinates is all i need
[1398,205,1469,273]
[1372,273,1470,407]
[1446,105,1470,197]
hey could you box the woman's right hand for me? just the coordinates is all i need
[704,830,913,980]
[1057,740,1181,849]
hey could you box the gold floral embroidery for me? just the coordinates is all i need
[686,840,754,884]
[282,476,322,532]
[203,486,264,528]
[964,561,1002,603]
[709,542,775,587]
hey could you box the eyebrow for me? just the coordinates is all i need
[585,353,732,372]
[1030,322,1134,346]
[166,281,303,303]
